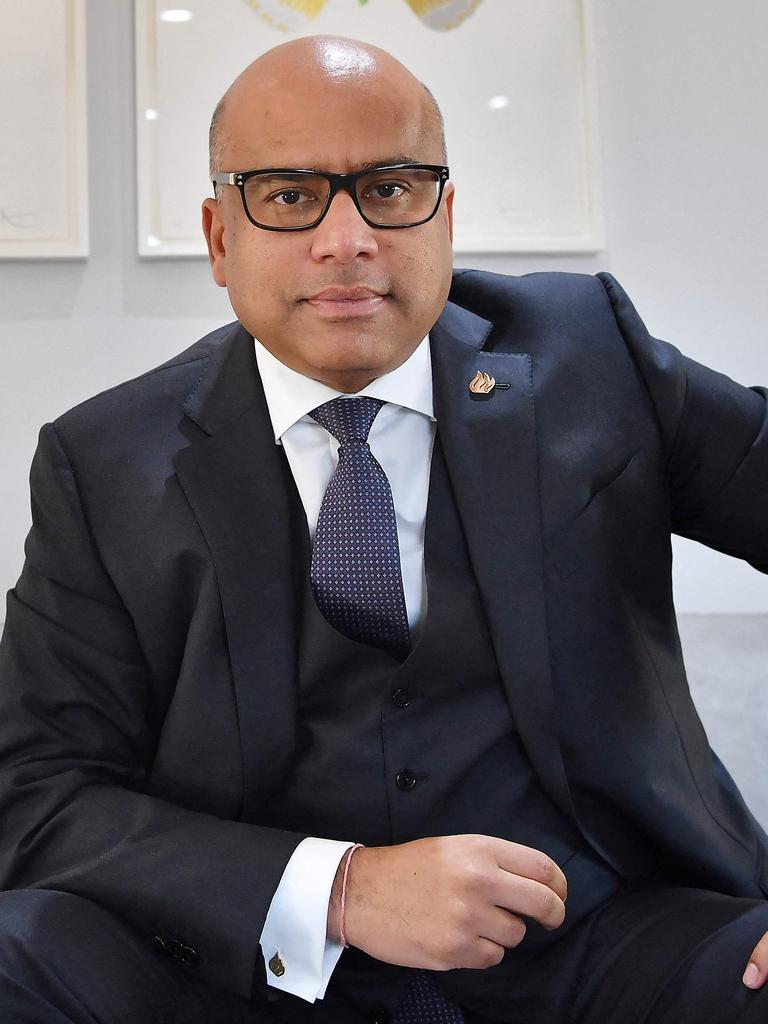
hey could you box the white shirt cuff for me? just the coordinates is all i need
[259,836,357,1002]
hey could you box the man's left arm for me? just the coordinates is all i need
[598,271,767,572]
[598,272,768,989]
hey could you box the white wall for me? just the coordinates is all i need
[1,0,766,612]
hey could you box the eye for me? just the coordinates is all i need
[363,181,408,201]
[272,189,313,206]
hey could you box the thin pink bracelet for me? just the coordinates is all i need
[339,843,365,949]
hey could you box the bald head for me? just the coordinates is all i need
[208,36,446,179]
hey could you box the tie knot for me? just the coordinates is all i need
[310,396,385,445]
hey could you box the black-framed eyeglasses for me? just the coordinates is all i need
[210,163,450,231]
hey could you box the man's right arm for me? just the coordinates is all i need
[0,423,311,1003]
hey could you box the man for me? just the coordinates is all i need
[0,33,766,1024]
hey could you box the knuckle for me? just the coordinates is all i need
[449,895,474,930]
[508,917,527,947]
[536,885,564,926]
[458,857,482,882]
[538,885,555,916]
[534,853,556,885]
[484,945,505,968]
[456,859,490,898]
[465,834,495,863]
[445,924,470,961]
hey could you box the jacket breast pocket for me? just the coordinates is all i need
[544,448,646,581]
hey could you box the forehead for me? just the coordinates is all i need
[220,71,438,171]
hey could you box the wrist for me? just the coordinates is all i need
[339,844,365,947]
[326,855,346,942]
[327,844,363,943]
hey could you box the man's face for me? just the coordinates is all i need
[202,44,455,392]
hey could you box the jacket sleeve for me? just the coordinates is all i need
[0,422,310,1003]
[598,272,768,573]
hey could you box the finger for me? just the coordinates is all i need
[463,936,507,971]
[479,906,528,950]
[492,872,566,930]
[495,842,568,903]
[743,931,768,989]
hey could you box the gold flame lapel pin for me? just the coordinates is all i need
[469,370,495,394]
[468,370,511,400]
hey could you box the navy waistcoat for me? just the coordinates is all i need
[257,434,621,1018]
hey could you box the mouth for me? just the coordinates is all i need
[304,286,388,319]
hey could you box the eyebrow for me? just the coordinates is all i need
[238,156,423,176]
[351,155,420,171]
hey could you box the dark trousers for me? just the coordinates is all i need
[0,888,766,1024]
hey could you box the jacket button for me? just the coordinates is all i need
[395,769,417,791]
[369,1007,391,1023]
[391,687,412,708]
[179,944,200,968]
[165,939,183,959]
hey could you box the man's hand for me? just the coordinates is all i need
[327,834,567,971]
[743,931,768,989]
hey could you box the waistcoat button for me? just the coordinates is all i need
[395,769,417,791]
[391,687,412,707]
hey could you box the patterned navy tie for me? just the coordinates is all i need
[309,396,411,659]
[310,397,465,1023]
[392,970,465,1024]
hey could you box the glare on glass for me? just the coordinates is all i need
[211,164,450,231]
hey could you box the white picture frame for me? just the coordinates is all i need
[0,0,89,259]
[135,0,603,257]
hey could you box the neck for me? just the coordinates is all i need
[313,373,378,393]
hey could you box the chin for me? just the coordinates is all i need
[303,343,395,389]
[311,331,389,365]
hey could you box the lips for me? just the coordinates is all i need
[306,286,385,302]
[304,285,388,318]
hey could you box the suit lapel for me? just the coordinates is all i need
[431,303,576,823]
[173,325,302,822]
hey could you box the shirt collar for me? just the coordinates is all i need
[253,334,434,443]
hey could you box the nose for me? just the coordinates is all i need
[309,188,379,263]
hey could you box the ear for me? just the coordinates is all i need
[443,182,455,244]
[202,197,227,287]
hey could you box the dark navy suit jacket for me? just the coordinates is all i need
[0,270,766,1002]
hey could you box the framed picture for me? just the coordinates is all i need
[0,0,89,259]
[135,0,602,256]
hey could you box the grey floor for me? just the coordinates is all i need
[679,614,768,830]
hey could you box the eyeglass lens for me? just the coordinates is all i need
[241,168,442,228]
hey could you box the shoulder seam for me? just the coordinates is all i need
[53,354,211,423]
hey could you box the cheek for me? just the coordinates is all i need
[390,235,450,302]
[226,234,283,300]
[222,238,288,333]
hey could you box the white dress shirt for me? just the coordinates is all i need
[254,335,436,1002]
